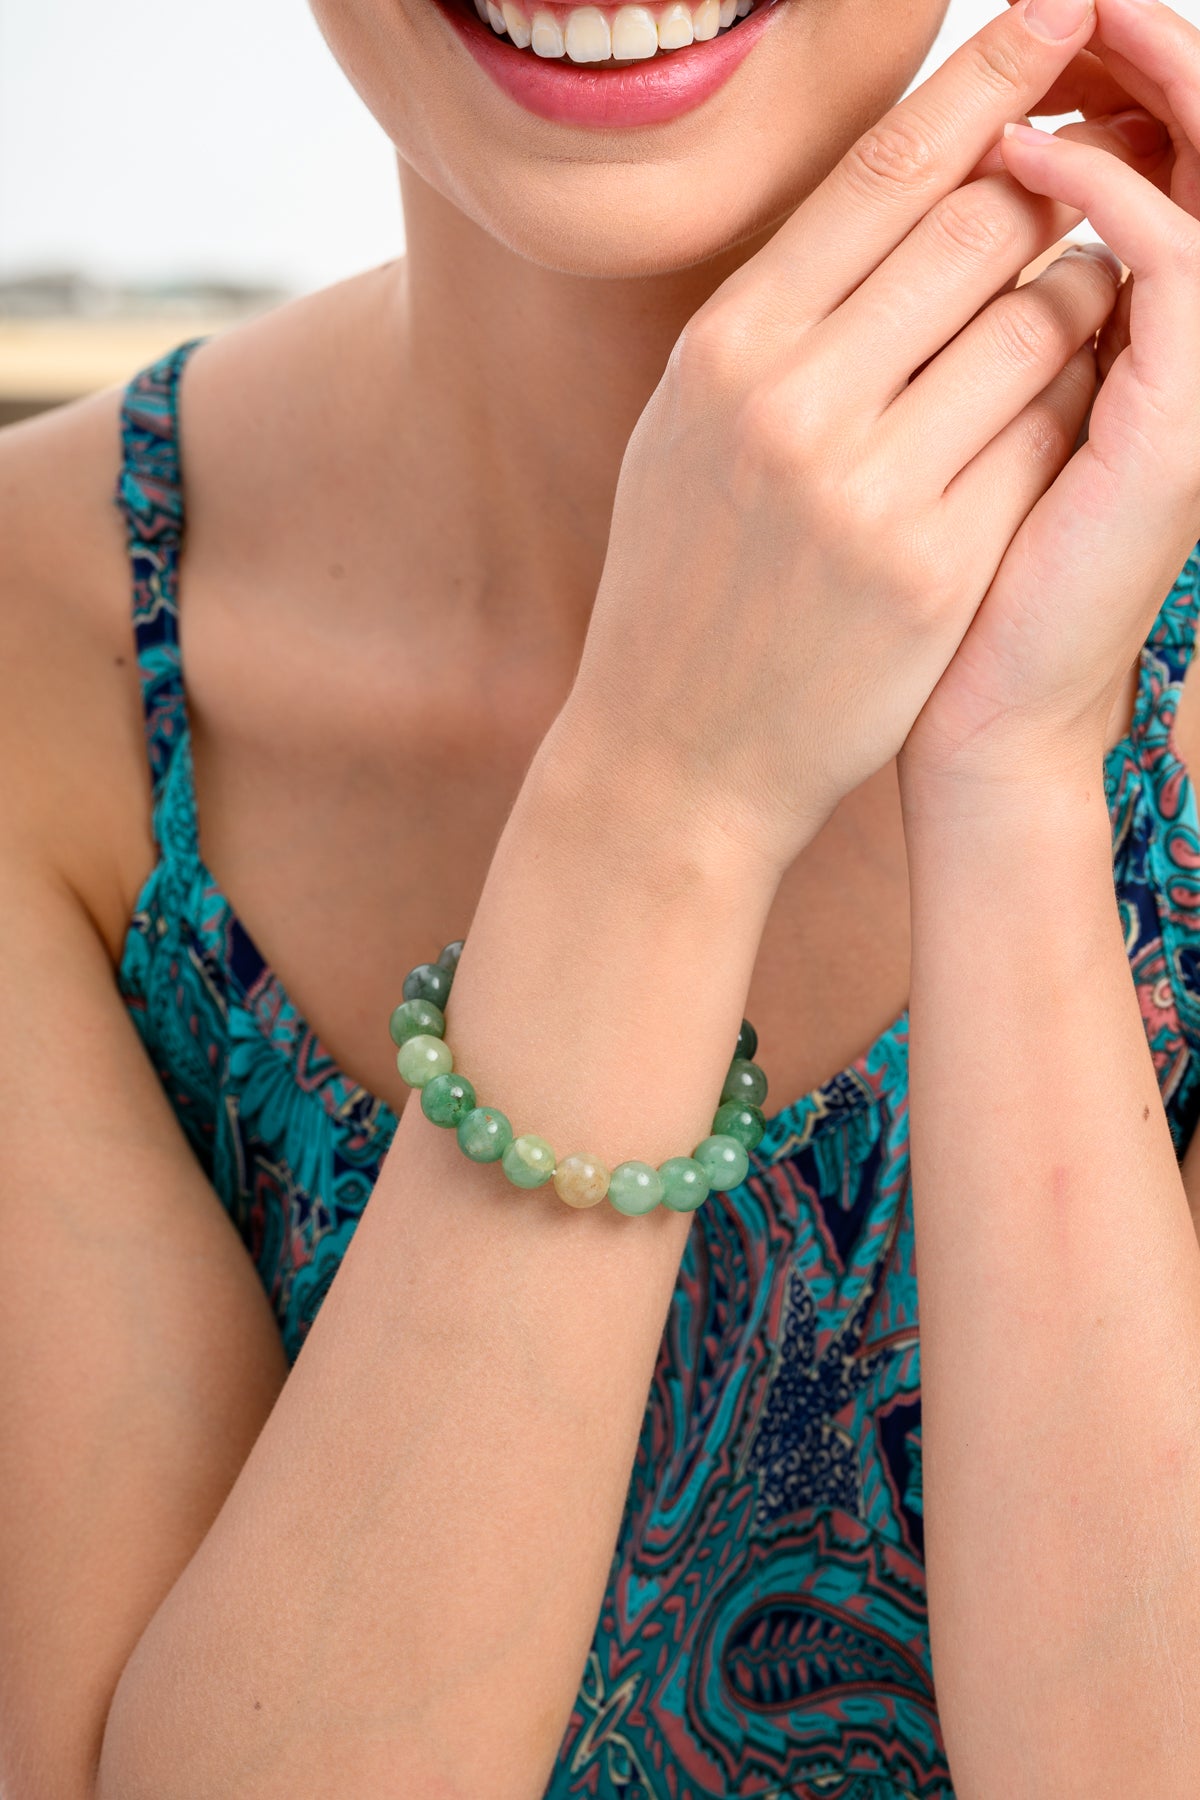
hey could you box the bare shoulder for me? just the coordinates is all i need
[0,266,396,964]
[0,386,149,955]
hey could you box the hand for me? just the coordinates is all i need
[899,0,1200,805]
[557,0,1161,881]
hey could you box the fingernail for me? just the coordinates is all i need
[1103,107,1170,157]
[1003,119,1059,144]
[1062,240,1123,278]
[1023,0,1094,41]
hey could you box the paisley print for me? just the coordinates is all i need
[113,341,1200,1797]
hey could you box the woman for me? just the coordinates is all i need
[1,0,1199,1789]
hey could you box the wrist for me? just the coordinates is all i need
[897,730,1111,847]
[530,705,786,911]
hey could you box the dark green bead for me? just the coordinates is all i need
[736,1017,758,1062]
[720,1057,768,1109]
[403,962,453,1008]
[437,940,464,975]
[457,1106,513,1164]
[712,1100,766,1153]
[389,998,445,1048]
[658,1155,711,1213]
[692,1133,750,1192]
[421,1071,477,1128]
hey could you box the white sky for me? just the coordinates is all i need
[2,0,1195,294]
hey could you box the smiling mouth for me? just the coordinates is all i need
[449,0,771,66]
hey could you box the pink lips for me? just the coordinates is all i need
[435,0,784,127]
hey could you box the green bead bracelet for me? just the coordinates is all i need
[389,939,768,1216]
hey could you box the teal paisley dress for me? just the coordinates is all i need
[115,341,1200,1799]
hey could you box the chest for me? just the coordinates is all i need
[170,579,1142,1131]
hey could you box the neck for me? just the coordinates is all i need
[392,160,771,665]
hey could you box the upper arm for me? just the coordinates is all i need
[0,408,289,1800]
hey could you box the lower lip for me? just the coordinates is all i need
[435,0,785,127]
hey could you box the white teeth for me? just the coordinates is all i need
[502,0,533,42]
[531,7,565,51]
[487,0,756,60]
[565,4,611,57]
[611,3,659,56]
[657,0,693,45]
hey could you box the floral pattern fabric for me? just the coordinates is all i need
[114,341,1200,1799]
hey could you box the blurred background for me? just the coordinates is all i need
[2,0,1193,423]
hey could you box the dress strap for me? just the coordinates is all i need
[1131,536,1200,741]
[114,338,207,798]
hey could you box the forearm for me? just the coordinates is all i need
[97,718,780,1800]
[899,759,1200,1797]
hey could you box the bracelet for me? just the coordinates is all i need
[388,939,769,1216]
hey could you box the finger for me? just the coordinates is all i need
[1030,47,1136,115]
[808,112,1157,413]
[1000,123,1200,461]
[886,244,1120,494]
[1092,0,1200,216]
[715,0,1101,340]
[1095,0,1200,148]
[1097,269,1134,377]
[944,345,1098,565]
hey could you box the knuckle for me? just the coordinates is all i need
[670,305,753,408]
[1170,223,1200,278]
[830,458,900,540]
[930,190,1020,263]
[986,292,1060,369]
[965,32,1028,102]
[1020,392,1077,466]
[731,384,814,486]
[845,120,940,199]
[898,527,955,622]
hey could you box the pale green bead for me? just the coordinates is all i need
[396,1033,454,1088]
[608,1160,664,1217]
[658,1155,711,1213]
[457,1106,514,1163]
[502,1134,556,1189]
[691,1133,750,1192]
[388,998,445,1047]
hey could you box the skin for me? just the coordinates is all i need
[0,0,1199,1789]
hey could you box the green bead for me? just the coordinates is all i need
[658,1155,711,1213]
[421,1071,477,1128]
[437,939,464,974]
[388,998,445,1048]
[402,962,453,1008]
[502,1134,556,1189]
[692,1133,750,1192]
[720,1057,768,1109]
[457,1106,513,1163]
[736,1017,758,1061]
[608,1161,664,1217]
[712,1100,766,1153]
[396,1034,454,1088]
